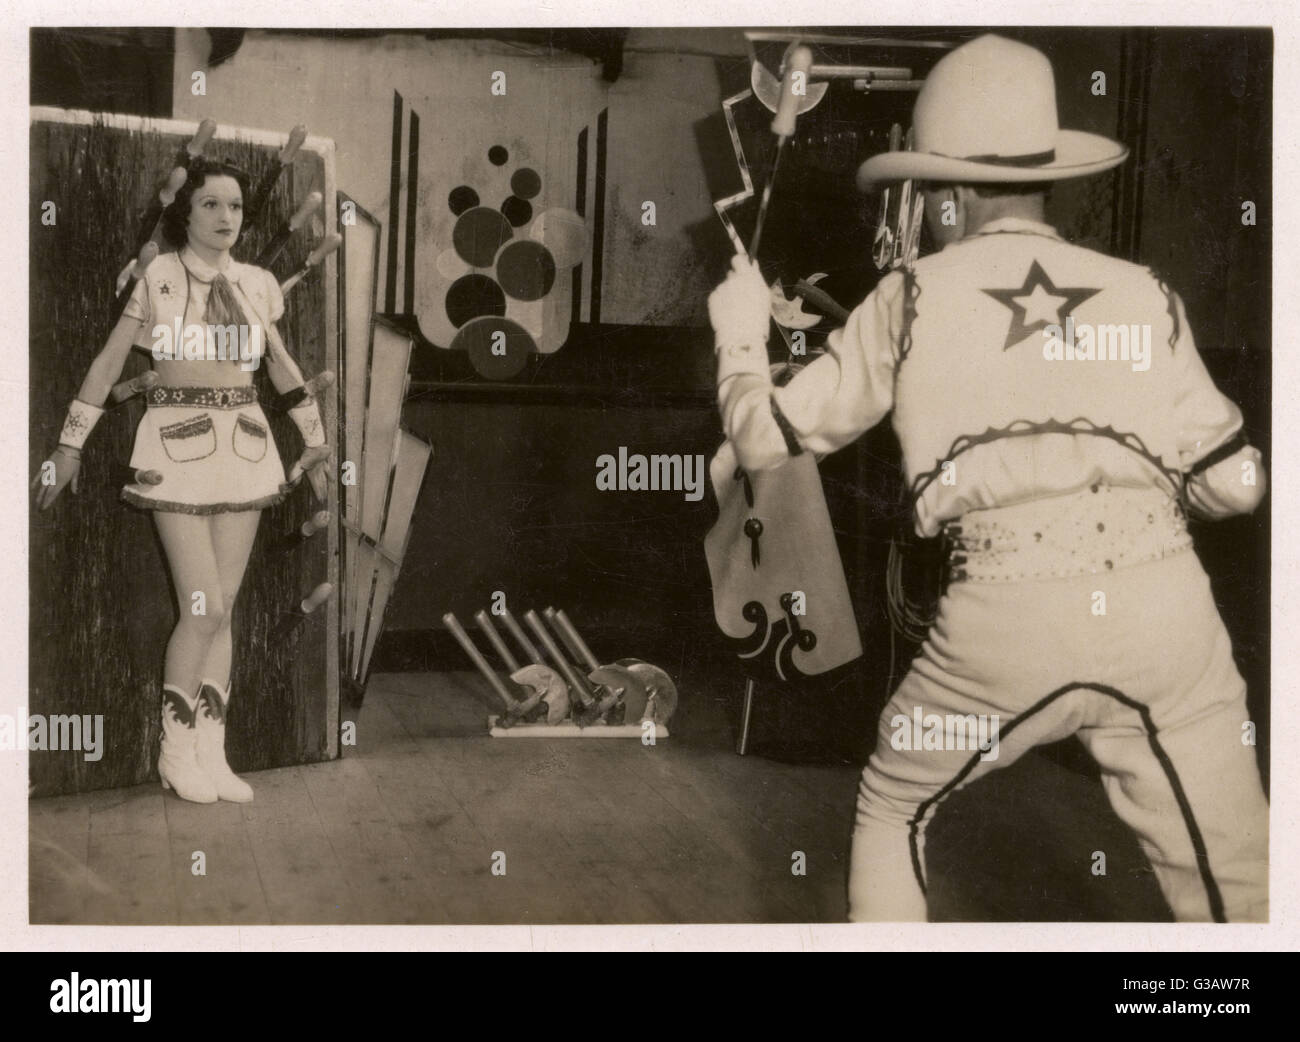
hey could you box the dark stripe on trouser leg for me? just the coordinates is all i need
[1137,723,1225,921]
[904,680,1226,922]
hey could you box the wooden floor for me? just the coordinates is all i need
[29,671,1172,924]
[30,672,862,924]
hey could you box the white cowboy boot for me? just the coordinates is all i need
[195,679,254,803]
[158,683,218,803]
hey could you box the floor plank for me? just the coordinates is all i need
[29,796,94,924]
[238,766,356,924]
[83,785,178,924]
[299,755,432,923]
[163,789,269,925]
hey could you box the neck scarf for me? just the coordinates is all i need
[204,271,248,328]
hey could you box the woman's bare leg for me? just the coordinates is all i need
[192,510,262,802]
[153,511,224,698]
[197,510,262,688]
[152,511,224,802]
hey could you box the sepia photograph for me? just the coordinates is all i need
[24,20,1271,930]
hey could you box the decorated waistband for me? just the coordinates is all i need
[943,484,1192,584]
[145,385,258,409]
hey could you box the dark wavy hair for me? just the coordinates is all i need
[160,157,252,251]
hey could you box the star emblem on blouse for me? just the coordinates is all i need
[982,260,1101,351]
[158,280,174,297]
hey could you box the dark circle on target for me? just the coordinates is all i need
[453,206,513,267]
[510,167,542,200]
[453,315,534,380]
[501,196,533,227]
[496,240,556,301]
[445,274,506,327]
[448,186,479,215]
[488,146,509,166]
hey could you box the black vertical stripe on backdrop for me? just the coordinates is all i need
[385,91,404,314]
[591,108,608,324]
[1110,29,1153,262]
[404,110,420,313]
[572,124,588,325]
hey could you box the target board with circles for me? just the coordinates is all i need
[417,141,590,380]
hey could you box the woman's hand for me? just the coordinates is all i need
[708,253,772,349]
[31,447,82,510]
[282,444,330,502]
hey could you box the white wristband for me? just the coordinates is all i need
[288,396,326,448]
[58,399,105,450]
[715,337,773,384]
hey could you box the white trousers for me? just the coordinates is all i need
[848,547,1268,922]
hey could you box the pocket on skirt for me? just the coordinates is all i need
[232,413,269,463]
[159,414,216,462]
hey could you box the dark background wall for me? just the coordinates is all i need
[1139,28,1272,779]
[32,27,1270,773]
[31,28,174,117]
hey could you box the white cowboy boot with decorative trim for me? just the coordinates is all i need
[158,683,218,803]
[195,679,254,803]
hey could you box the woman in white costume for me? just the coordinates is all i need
[35,157,328,805]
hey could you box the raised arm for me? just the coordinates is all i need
[710,255,903,472]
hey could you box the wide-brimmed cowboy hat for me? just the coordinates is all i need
[856,34,1128,190]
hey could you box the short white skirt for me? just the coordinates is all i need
[121,385,287,515]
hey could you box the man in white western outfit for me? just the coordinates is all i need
[708,33,1268,921]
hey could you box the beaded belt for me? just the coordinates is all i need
[943,484,1193,584]
[146,385,257,409]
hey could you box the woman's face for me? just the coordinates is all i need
[187,174,243,253]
